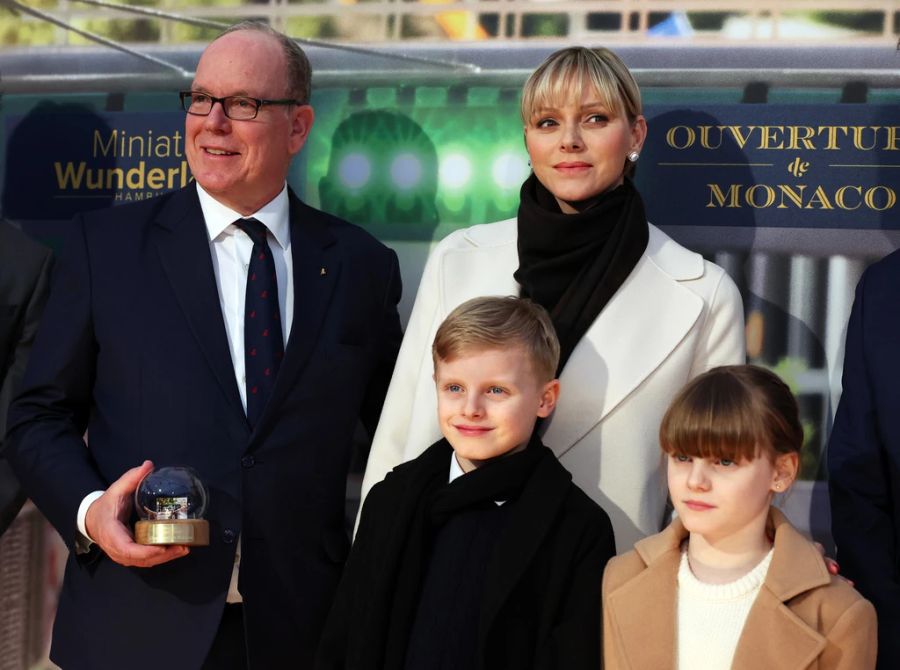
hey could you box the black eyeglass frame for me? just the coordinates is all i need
[179,91,305,120]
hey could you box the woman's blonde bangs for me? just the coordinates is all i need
[520,47,641,125]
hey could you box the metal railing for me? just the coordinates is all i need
[3,0,899,45]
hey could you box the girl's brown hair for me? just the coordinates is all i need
[660,365,803,463]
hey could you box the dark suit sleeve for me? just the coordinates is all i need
[5,216,108,549]
[828,266,900,668]
[540,505,616,670]
[358,248,402,439]
[0,235,53,535]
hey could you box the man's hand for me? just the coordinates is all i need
[85,460,190,568]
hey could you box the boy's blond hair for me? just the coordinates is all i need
[432,296,559,382]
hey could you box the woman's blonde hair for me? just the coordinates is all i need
[520,46,642,126]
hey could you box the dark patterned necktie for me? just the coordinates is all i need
[234,218,284,428]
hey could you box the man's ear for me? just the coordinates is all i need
[288,104,315,155]
[536,379,560,418]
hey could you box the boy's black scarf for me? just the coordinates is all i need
[377,434,552,670]
[514,173,649,374]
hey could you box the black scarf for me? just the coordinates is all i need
[380,435,551,670]
[514,173,649,373]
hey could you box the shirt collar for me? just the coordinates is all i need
[448,452,466,484]
[196,182,291,249]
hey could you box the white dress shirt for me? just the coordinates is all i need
[77,182,295,604]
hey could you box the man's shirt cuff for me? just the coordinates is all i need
[75,490,105,553]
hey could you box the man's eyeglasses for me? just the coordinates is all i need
[179,91,304,121]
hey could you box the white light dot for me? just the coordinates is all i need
[492,152,530,190]
[338,153,371,189]
[440,153,472,190]
[391,153,422,190]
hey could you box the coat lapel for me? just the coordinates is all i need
[732,509,829,669]
[605,527,680,670]
[545,253,702,457]
[731,589,825,670]
[253,193,339,437]
[441,243,520,309]
[152,186,245,420]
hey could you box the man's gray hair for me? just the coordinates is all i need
[216,21,312,105]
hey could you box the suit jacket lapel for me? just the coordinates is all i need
[254,193,338,435]
[152,186,245,420]
[545,254,702,457]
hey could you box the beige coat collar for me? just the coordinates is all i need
[605,508,830,670]
[444,219,706,458]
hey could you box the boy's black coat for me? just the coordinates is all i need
[315,438,616,670]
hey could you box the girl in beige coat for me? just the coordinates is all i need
[603,365,876,670]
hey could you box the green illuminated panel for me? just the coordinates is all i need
[302,86,527,241]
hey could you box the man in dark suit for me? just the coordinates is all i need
[0,221,52,535]
[829,250,900,670]
[5,22,402,670]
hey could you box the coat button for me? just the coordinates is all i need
[241,455,255,468]
[223,529,235,544]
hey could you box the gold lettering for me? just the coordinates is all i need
[758,126,784,150]
[698,126,723,150]
[154,135,171,158]
[706,184,741,208]
[851,126,881,151]
[93,130,117,158]
[885,127,900,151]
[666,126,695,149]
[125,161,145,189]
[128,135,145,158]
[817,126,847,150]
[147,168,165,189]
[725,126,755,149]
[54,161,85,188]
[745,184,776,208]
[787,126,815,150]
[864,186,896,211]
[835,186,862,210]
[776,185,806,209]
[805,186,834,209]
[106,168,124,190]
[86,168,104,190]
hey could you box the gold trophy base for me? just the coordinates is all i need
[135,519,209,546]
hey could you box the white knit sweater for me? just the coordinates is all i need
[676,547,774,670]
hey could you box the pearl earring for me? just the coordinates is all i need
[774,482,783,491]
[627,151,639,163]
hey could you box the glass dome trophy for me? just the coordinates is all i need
[134,466,209,546]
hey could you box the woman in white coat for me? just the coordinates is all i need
[361,47,745,551]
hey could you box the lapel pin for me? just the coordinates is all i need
[320,267,327,276]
